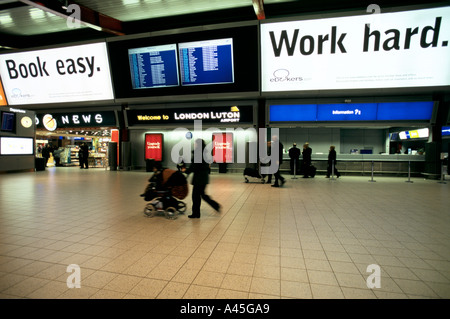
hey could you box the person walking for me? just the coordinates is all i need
[326,145,341,178]
[271,134,286,187]
[183,139,221,218]
[288,143,300,175]
[302,142,312,178]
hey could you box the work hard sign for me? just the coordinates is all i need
[261,6,450,92]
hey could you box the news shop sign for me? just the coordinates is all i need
[0,42,114,105]
[261,6,450,92]
[145,133,163,161]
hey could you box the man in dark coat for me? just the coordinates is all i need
[288,143,300,175]
[183,139,221,218]
[271,135,286,187]
[79,142,89,169]
[302,142,312,178]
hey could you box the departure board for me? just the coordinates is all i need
[179,38,234,86]
[128,44,179,89]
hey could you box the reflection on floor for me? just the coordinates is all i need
[0,167,449,299]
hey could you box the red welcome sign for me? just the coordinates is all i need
[212,132,233,163]
[145,133,163,161]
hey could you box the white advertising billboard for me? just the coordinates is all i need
[261,6,450,92]
[0,42,114,105]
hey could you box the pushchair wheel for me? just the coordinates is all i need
[164,207,178,220]
[144,203,156,217]
[244,178,249,183]
[177,201,186,213]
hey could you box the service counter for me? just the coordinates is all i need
[281,154,426,177]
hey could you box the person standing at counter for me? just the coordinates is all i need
[326,145,341,178]
[288,143,300,175]
[302,142,312,178]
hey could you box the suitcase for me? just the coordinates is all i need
[307,165,316,178]
[243,167,265,183]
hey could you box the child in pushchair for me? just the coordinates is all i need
[141,162,189,219]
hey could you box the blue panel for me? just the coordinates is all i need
[377,102,434,120]
[269,104,317,122]
[317,103,377,121]
[442,126,450,136]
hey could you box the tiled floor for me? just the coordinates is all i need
[0,167,449,299]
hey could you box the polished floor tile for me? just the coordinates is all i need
[0,167,449,299]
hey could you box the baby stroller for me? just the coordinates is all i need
[141,167,189,219]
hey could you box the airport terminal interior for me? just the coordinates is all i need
[0,167,449,299]
[0,0,450,302]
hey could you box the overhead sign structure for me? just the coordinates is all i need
[261,6,450,92]
[128,105,253,126]
[0,42,114,105]
[270,101,434,122]
[36,111,117,130]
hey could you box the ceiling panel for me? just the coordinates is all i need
[74,0,256,22]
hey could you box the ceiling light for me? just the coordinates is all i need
[0,14,14,25]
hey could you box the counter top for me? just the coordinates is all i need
[284,154,425,162]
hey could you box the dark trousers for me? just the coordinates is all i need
[327,162,340,177]
[302,161,311,177]
[273,164,285,186]
[80,157,89,168]
[192,184,219,217]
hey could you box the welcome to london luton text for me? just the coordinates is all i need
[269,16,447,56]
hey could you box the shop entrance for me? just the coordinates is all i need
[35,127,116,168]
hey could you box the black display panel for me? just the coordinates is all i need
[1,111,15,132]
[107,25,258,99]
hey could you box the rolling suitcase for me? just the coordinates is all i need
[243,167,265,183]
[308,165,316,178]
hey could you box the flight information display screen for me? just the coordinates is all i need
[128,44,179,89]
[179,38,234,86]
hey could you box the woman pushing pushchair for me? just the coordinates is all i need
[141,161,188,219]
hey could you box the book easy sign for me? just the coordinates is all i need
[0,42,114,105]
[145,133,163,161]
[261,6,450,92]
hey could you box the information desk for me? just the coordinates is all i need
[281,154,426,177]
